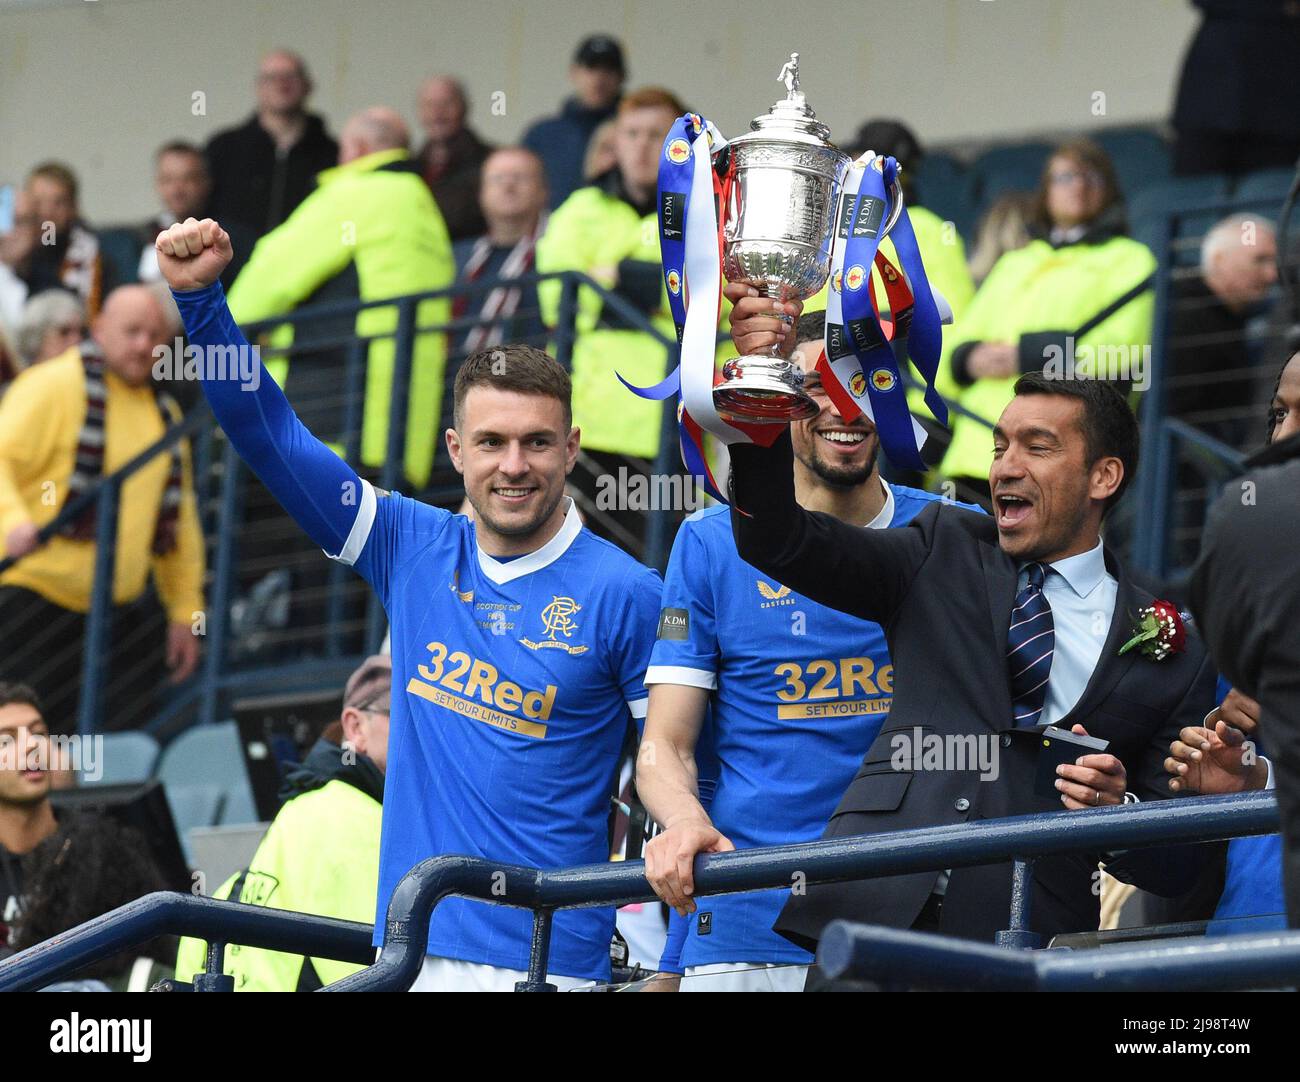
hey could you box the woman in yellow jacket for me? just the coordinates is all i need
[938,139,1156,504]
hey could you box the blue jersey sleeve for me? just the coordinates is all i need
[171,281,386,582]
[610,563,663,727]
[658,909,690,975]
[645,515,720,690]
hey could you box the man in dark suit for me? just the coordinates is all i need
[1189,347,1300,926]
[722,285,1217,957]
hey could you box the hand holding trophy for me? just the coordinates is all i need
[638,50,943,496]
[712,52,904,424]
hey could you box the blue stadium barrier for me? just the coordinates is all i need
[0,892,375,993]
[0,790,1278,992]
[818,923,1300,991]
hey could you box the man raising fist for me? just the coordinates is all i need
[156,218,661,991]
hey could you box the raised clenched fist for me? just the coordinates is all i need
[155,217,234,292]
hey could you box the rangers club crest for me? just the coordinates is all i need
[520,596,588,655]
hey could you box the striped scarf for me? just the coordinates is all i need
[453,215,546,354]
[62,343,183,555]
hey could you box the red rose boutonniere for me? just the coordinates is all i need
[1118,600,1187,661]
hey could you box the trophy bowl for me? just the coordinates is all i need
[712,53,850,425]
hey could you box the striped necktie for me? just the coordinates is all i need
[1007,562,1055,727]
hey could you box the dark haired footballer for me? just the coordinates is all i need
[155,217,660,991]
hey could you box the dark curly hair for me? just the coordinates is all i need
[12,813,173,980]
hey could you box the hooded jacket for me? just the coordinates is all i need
[173,738,384,991]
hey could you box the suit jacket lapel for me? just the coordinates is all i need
[1057,547,1140,728]
[981,540,1018,721]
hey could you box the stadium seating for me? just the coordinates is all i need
[163,784,226,864]
[1235,167,1297,204]
[81,730,160,786]
[156,720,260,828]
[969,141,1053,208]
[1093,127,1172,197]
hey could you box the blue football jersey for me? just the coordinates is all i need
[345,490,661,980]
[168,280,661,982]
[646,482,978,968]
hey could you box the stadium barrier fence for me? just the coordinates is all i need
[0,789,1280,992]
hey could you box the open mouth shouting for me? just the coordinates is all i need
[995,491,1035,530]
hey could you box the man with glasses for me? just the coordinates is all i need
[204,50,338,238]
[175,655,393,991]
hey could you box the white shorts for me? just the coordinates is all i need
[409,955,598,992]
[682,962,809,992]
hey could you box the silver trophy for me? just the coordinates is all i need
[713,52,904,423]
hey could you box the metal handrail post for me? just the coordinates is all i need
[1133,208,1176,576]
[996,857,1044,949]
[325,335,369,657]
[516,910,557,993]
[197,439,243,728]
[553,274,579,371]
[77,479,120,735]
[645,339,684,572]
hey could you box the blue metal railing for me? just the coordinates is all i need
[0,790,1280,992]
[818,921,1300,991]
[0,892,375,993]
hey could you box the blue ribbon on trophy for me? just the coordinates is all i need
[619,109,740,502]
[619,54,954,499]
[823,153,949,471]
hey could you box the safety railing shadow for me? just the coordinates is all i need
[0,789,1279,992]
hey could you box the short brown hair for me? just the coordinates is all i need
[26,161,79,204]
[618,86,685,118]
[453,345,572,429]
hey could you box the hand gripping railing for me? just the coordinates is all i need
[0,778,1279,993]
[0,790,1280,992]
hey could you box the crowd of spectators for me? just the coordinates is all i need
[0,15,1297,992]
[0,25,1289,733]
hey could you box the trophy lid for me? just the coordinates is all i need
[742,52,834,145]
